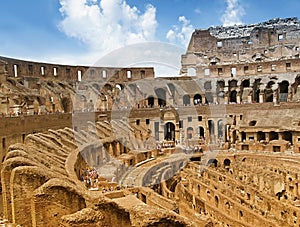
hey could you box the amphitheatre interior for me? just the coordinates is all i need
[2,17,300,226]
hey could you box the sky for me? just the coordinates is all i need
[0,0,300,75]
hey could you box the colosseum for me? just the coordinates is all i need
[1,17,300,226]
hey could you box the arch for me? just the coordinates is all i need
[241,132,246,142]
[167,83,176,97]
[208,120,215,143]
[61,97,72,113]
[265,81,275,102]
[164,122,175,141]
[224,159,231,167]
[104,83,113,92]
[217,80,225,91]
[270,131,279,141]
[187,67,196,76]
[199,126,205,139]
[193,94,202,105]
[187,127,194,139]
[92,83,100,91]
[229,80,238,89]
[147,96,154,107]
[241,79,250,88]
[205,92,213,104]
[183,94,190,106]
[292,75,300,94]
[204,81,212,90]
[215,196,219,208]
[279,80,289,102]
[229,90,237,103]
[217,120,224,139]
[282,131,293,144]
[208,159,218,167]
[115,84,124,90]
[155,88,166,107]
[257,131,266,142]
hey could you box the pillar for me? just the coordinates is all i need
[259,92,264,103]
[237,94,241,104]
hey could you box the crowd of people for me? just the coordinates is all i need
[79,167,99,189]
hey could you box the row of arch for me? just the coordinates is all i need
[163,120,224,143]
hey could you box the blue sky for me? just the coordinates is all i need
[0,0,300,68]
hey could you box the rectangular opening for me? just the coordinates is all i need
[140,70,145,79]
[136,119,140,125]
[204,68,210,76]
[102,70,107,78]
[28,64,33,75]
[188,116,192,122]
[257,65,262,72]
[286,62,291,70]
[271,64,276,71]
[244,66,249,72]
[146,119,150,125]
[273,146,281,152]
[77,70,82,81]
[198,116,202,121]
[231,67,236,77]
[2,138,5,150]
[278,34,283,41]
[41,66,45,75]
[53,67,57,76]
[241,145,249,150]
[217,41,223,48]
[218,68,223,75]
[13,64,18,77]
[127,70,132,79]
[179,120,183,128]
[65,68,70,77]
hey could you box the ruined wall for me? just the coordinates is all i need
[182,17,300,77]
[160,152,300,227]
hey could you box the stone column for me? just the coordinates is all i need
[273,90,278,104]
[265,132,270,143]
[237,94,241,104]
[259,92,264,103]
[202,95,206,104]
[248,94,252,103]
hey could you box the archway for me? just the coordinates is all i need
[230,90,237,103]
[224,159,231,167]
[279,81,289,102]
[257,131,266,142]
[183,94,190,106]
[61,97,72,113]
[147,96,154,107]
[218,120,224,139]
[164,122,175,141]
[155,88,166,107]
[282,131,293,144]
[193,94,202,105]
[199,126,205,139]
[187,127,194,139]
[270,131,279,141]
[208,120,215,143]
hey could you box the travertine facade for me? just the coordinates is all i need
[1,17,300,226]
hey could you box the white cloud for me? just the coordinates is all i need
[221,0,245,26]
[194,8,201,14]
[58,0,158,57]
[166,16,194,47]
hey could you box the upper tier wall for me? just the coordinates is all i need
[0,56,155,83]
